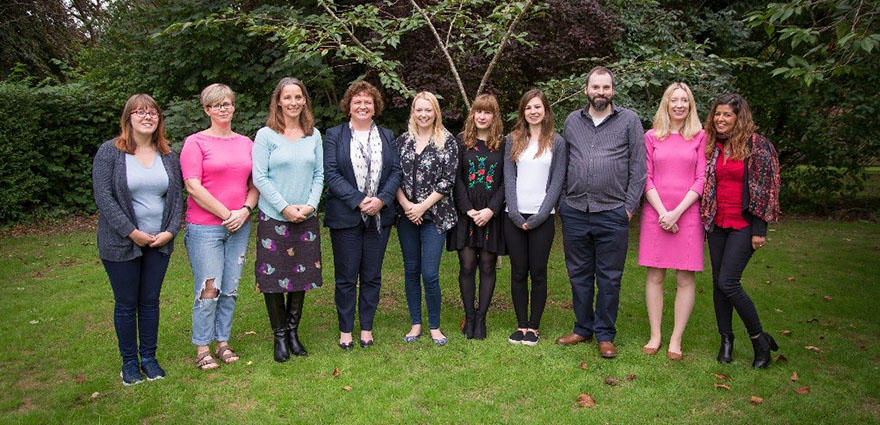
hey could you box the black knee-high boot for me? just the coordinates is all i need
[286,291,308,356]
[264,293,290,362]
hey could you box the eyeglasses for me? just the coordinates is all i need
[208,102,235,112]
[131,110,159,119]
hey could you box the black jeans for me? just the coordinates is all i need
[503,215,555,329]
[707,225,763,336]
[102,247,170,363]
[330,223,391,333]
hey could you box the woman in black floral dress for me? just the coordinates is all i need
[447,94,505,339]
[396,91,458,346]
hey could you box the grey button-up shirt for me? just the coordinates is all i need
[562,104,647,214]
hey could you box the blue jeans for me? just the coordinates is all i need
[397,219,446,329]
[102,247,170,363]
[559,201,629,342]
[185,221,251,345]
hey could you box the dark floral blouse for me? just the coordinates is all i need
[395,131,459,233]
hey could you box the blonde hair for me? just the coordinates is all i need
[266,77,315,136]
[200,83,235,108]
[509,89,554,162]
[462,94,503,151]
[115,94,170,155]
[407,91,449,149]
[652,82,702,141]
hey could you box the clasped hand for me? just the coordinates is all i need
[129,229,173,248]
[222,208,250,231]
[404,201,427,225]
[658,210,681,233]
[358,197,384,216]
[282,205,314,223]
[467,208,494,227]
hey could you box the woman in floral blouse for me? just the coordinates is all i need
[396,91,458,346]
[446,94,505,340]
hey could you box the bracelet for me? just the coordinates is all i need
[243,204,254,213]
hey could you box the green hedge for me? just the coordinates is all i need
[0,83,118,223]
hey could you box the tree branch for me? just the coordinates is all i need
[476,0,534,99]
[409,0,471,111]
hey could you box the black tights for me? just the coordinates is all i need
[458,247,497,316]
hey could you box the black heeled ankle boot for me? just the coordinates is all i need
[463,308,475,339]
[473,313,486,340]
[286,291,308,356]
[751,332,779,368]
[264,293,290,362]
[717,334,734,363]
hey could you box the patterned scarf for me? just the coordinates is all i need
[349,123,383,229]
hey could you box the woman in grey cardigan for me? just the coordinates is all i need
[503,89,567,346]
[92,94,183,386]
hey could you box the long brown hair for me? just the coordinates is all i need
[462,94,503,151]
[705,93,756,161]
[509,89,554,162]
[266,77,315,136]
[115,94,170,154]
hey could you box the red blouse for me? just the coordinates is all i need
[713,143,749,230]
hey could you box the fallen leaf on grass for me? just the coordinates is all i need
[790,372,798,382]
[577,393,596,408]
[774,354,788,362]
[604,376,620,386]
[787,276,795,282]
[774,308,783,313]
[342,386,352,391]
[89,392,100,400]
[246,361,253,366]
[75,375,85,384]
[779,329,792,335]
[806,318,818,323]
[714,373,730,381]
[821,321,836,327]
[750,396,764,405]
[714,383,731,390]
[626,374,637,381]
[579,361,588,370]
[794,386,811,394]
[332,367,340,378]
[243,330,256,335]
[805,346,821,352]
[823,295,832,301]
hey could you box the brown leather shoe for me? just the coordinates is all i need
[598,341,617,358]
[555,332,592,346]
[666,350,683,360]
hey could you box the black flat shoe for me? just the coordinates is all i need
[338,341,354,351]
[359,339,374,348]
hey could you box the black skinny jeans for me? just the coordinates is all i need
[504,215,555,329]
[707,225,763,336]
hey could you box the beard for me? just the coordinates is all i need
[589,94,611,111]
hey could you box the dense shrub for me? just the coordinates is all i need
[0,82,117,223]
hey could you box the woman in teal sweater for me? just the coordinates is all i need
[252,77,324,362]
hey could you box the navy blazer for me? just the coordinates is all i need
[323,123,402,229]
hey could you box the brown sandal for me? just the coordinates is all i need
[195,351,219,370]
[216,345,240,364]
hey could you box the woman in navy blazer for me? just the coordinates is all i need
[323,80,402,350]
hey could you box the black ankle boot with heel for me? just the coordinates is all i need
[751,332,779,368]
[717,334,734,363]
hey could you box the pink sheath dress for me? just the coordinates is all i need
[638,129,706,271]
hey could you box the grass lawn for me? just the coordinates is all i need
[0,217,878,424]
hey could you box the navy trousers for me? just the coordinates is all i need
[330,223,392,333]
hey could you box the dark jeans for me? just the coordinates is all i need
[503,214,555,329]
[458,247,498,316]
[559,201,629,342]
[330,223,392,333]
[707,225,763,336]
[397,219,446,329]
[102,247,170,363]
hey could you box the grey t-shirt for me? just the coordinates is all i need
[125,153,169,235]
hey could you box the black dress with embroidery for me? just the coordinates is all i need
[446,138,506,254]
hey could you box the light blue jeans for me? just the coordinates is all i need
[185,221,251,345]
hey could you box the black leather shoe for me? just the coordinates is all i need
[359,339,374,348]
[472,314,486,340]
[717,334,734,363]
[338,341,354,351]
[751,332,779,368]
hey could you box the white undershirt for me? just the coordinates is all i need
[515,140,552,214]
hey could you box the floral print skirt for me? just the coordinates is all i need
[255,212,322,293]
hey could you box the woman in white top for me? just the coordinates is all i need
[502,89,567,346]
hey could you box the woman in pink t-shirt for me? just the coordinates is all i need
[180,83,258,370]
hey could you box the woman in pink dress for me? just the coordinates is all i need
[638,82,705,360]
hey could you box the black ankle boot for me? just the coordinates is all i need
[463,308,475,339]
[473,313,486,340]
[717,334,734,363]
[264,293,290,362]
[286,291,308,356]
[751,332,779,368]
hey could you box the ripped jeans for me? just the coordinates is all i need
[185,221,251,346]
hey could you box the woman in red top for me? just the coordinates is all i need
[700,94,781,368]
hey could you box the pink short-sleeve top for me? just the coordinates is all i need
[179,131,254,225]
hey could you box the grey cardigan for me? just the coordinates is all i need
[503,133,567,229]
[92,139,184,261]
